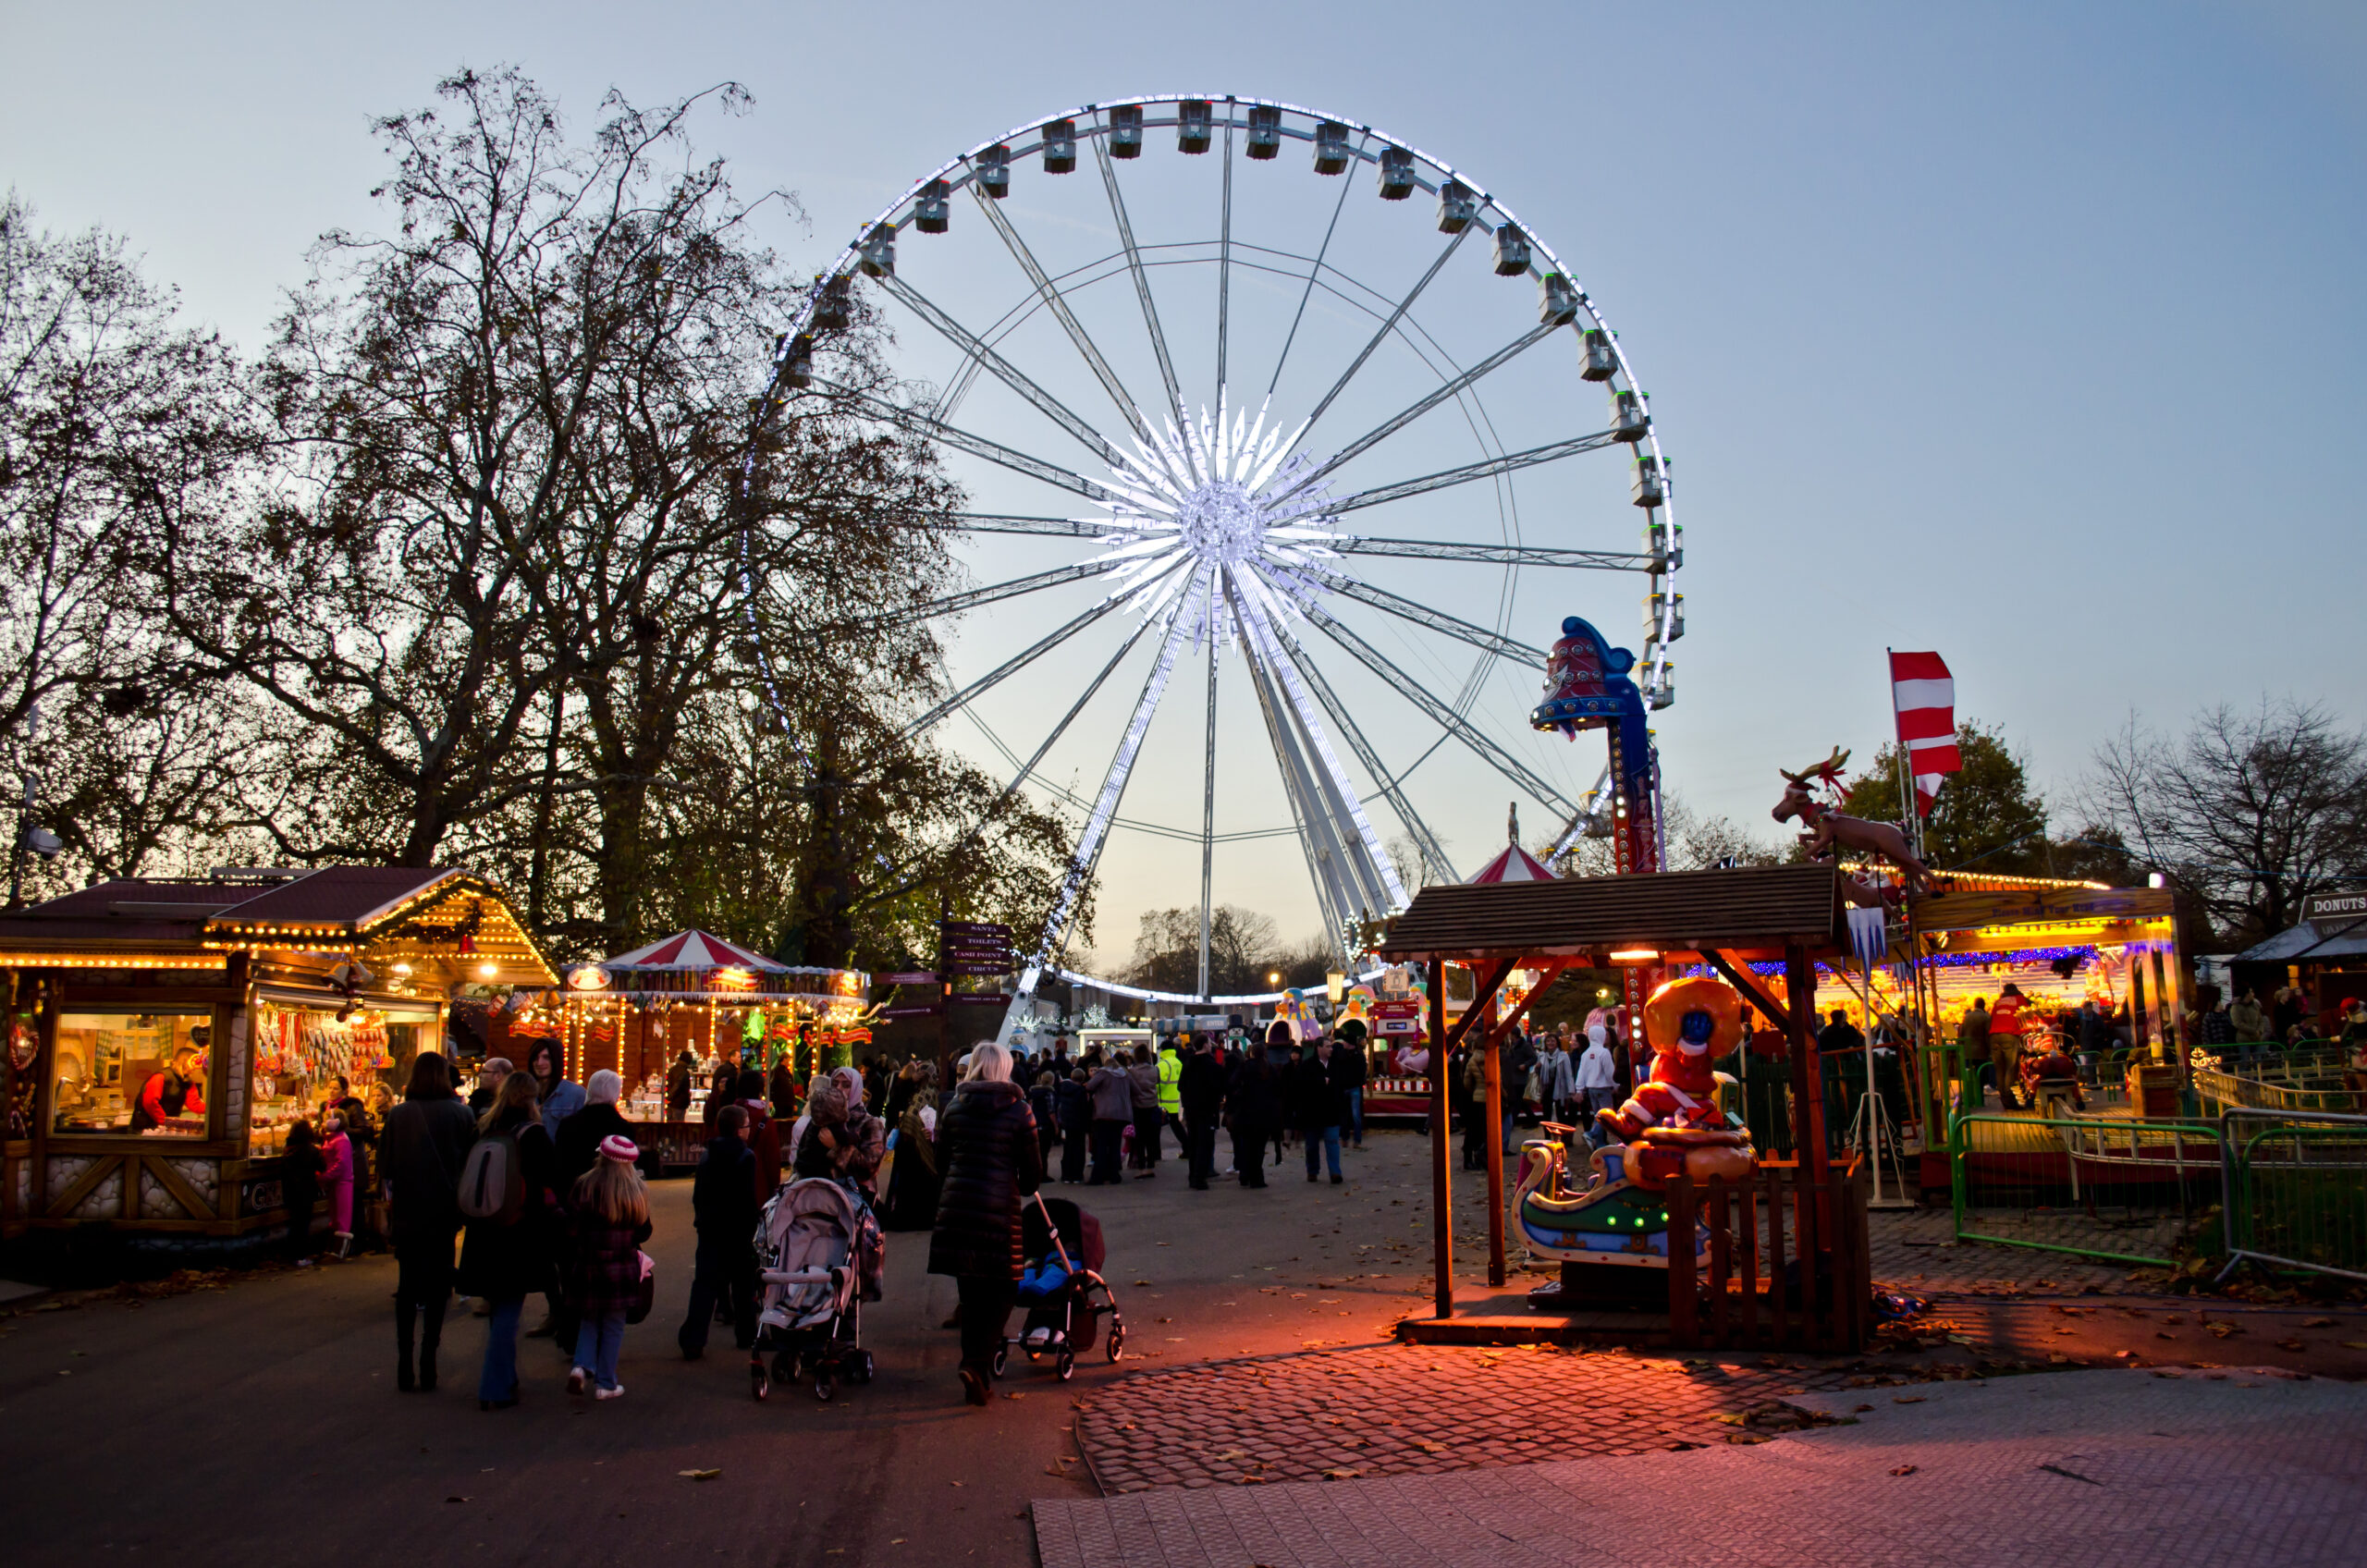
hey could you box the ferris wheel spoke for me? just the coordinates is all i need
[877,274,1123,467]
[971,186,1161,445]
[931,512,1106,541]
[1003,566,1210,1032]
[819,379,1122,506]
[1216,109,1235,398]
[1231,587,1361,944]
[1297,227,1470,439]
[900,594,1128,741]
[1234,569,1406,916]
[1310,570,1545,667]
[1291,642,1461,884]
[1279,323,1560,498]
[1265,132,1363,400]
[887,559,1120,625]
[1332,535,1658,571]
[1331,426,1623,514]
[1301,604,1578,815]
[1092,134,1183,417]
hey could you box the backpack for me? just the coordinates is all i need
[458,1131,523,1224]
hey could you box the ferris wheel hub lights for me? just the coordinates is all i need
[1246,104,1282,159]
[1313,120,1351,174]
[1175,479,1267,561]
[1107,104,1144,157]
[975,143,1012,197]
[1377,146,1417,199]
[1435,178,1477,233]
[1580,326,1618,382]
[1611,389,1651,443]
[914,179,951,234]
[1538,272,1579,325]
[1493,224,1534,276]
[1178,100,1214,154]
[859,224,896,277]
[1041,118,1078,173]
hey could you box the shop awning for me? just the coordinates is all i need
[1378,864,1846,964]
[600,929,788,974]
[2238,918,2367,964]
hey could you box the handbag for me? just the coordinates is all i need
[626,1250,656,1326]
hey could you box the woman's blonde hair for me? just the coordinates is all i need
[964,1042,1013,1084]
[479,1063,541,1132]
[572,1157,649,1227]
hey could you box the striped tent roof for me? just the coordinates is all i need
[600,929,789,974]
[1466,843,1557,885]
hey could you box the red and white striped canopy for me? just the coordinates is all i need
[600,929,789,974]
[1889,650,1962,819]
[1467,843,1557,884]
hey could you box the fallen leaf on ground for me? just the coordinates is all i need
[1321,1468,1361,1480]
[2341,1341,2367,1350]
[1891,1464,1919,1476]
[678,1468,722,1481]
[1892,1396,1926,1404]
[1004,1391,1025,1401]
[445,1496,470,1504]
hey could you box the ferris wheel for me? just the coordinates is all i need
[748,94,1683,1020]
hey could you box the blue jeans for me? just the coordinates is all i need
[1345,1087,1364,1145]
[573,1308,626,1390]
[1304,1124,1342,1179]
[478,1295,523,1402]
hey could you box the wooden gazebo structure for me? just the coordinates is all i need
[1377,863,1872,1351]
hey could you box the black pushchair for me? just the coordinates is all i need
[750,1176,883,1402]
[995,1193,1125,1382]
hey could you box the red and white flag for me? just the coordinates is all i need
[1888,651,1959,818]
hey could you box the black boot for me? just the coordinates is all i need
[396,1301,417,1392]
[418,1301,445,1392]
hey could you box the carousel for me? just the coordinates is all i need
[538,930,874,1169]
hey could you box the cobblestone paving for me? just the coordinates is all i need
[1041,1368,2367,1568]
[1076,1341,1890,1492]
[1868,1206,2162,1293]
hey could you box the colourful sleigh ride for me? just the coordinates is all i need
[1512,1113,1754,1280]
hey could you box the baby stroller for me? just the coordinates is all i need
[751,1176,884,1403]
[996,1193,1125,1382]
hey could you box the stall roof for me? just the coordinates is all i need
[0,867,556,986]
[1376,864,1846,963]
[2238,918,2367,964]
[602,929,789,974]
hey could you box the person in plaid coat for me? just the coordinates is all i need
[565,1136,652,1401]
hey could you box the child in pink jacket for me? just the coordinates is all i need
[320,1113,355,1255]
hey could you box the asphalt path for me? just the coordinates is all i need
[0,1128,1444,1568]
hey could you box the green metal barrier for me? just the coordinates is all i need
[1949,1112,2221,1268]
[2220,1108,2367,1284]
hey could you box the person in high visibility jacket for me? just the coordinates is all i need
[1156,1036,1184,1152]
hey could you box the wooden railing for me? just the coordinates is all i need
[1666,1159,1871,1352]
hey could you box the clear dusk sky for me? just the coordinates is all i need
[5,1,2361,964]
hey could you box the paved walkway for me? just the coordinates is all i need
[1037,1367,2366,1567]
[1077,1341,1874,1491]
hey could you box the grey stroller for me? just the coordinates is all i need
[750,1176,883,1402]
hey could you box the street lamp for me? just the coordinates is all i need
[1268,971,1282,987]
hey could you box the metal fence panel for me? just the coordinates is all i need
[2220,1107,2367,1284]
[1949,1112,2221,1268]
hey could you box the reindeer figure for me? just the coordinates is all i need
[1771,747,1933,894]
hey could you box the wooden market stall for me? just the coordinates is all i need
[1376,863,1872,1353]
[0,866,554,1248]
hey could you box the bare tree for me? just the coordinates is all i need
[2081,701,2367,945]
[0,197,252,879]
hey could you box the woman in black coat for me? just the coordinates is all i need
[378,1051,476,1391]
[280,1119,325,1258]
[927,1043,1044,1405]
[1224,1026,1288,1186]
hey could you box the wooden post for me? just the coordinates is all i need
[1668,1175,1699,1346]
[1785,942,1831,1330]
[1429,971,1453,1320]
[1482,1016,1504,1288]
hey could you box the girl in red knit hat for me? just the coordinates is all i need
[566,1136,652,1400]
